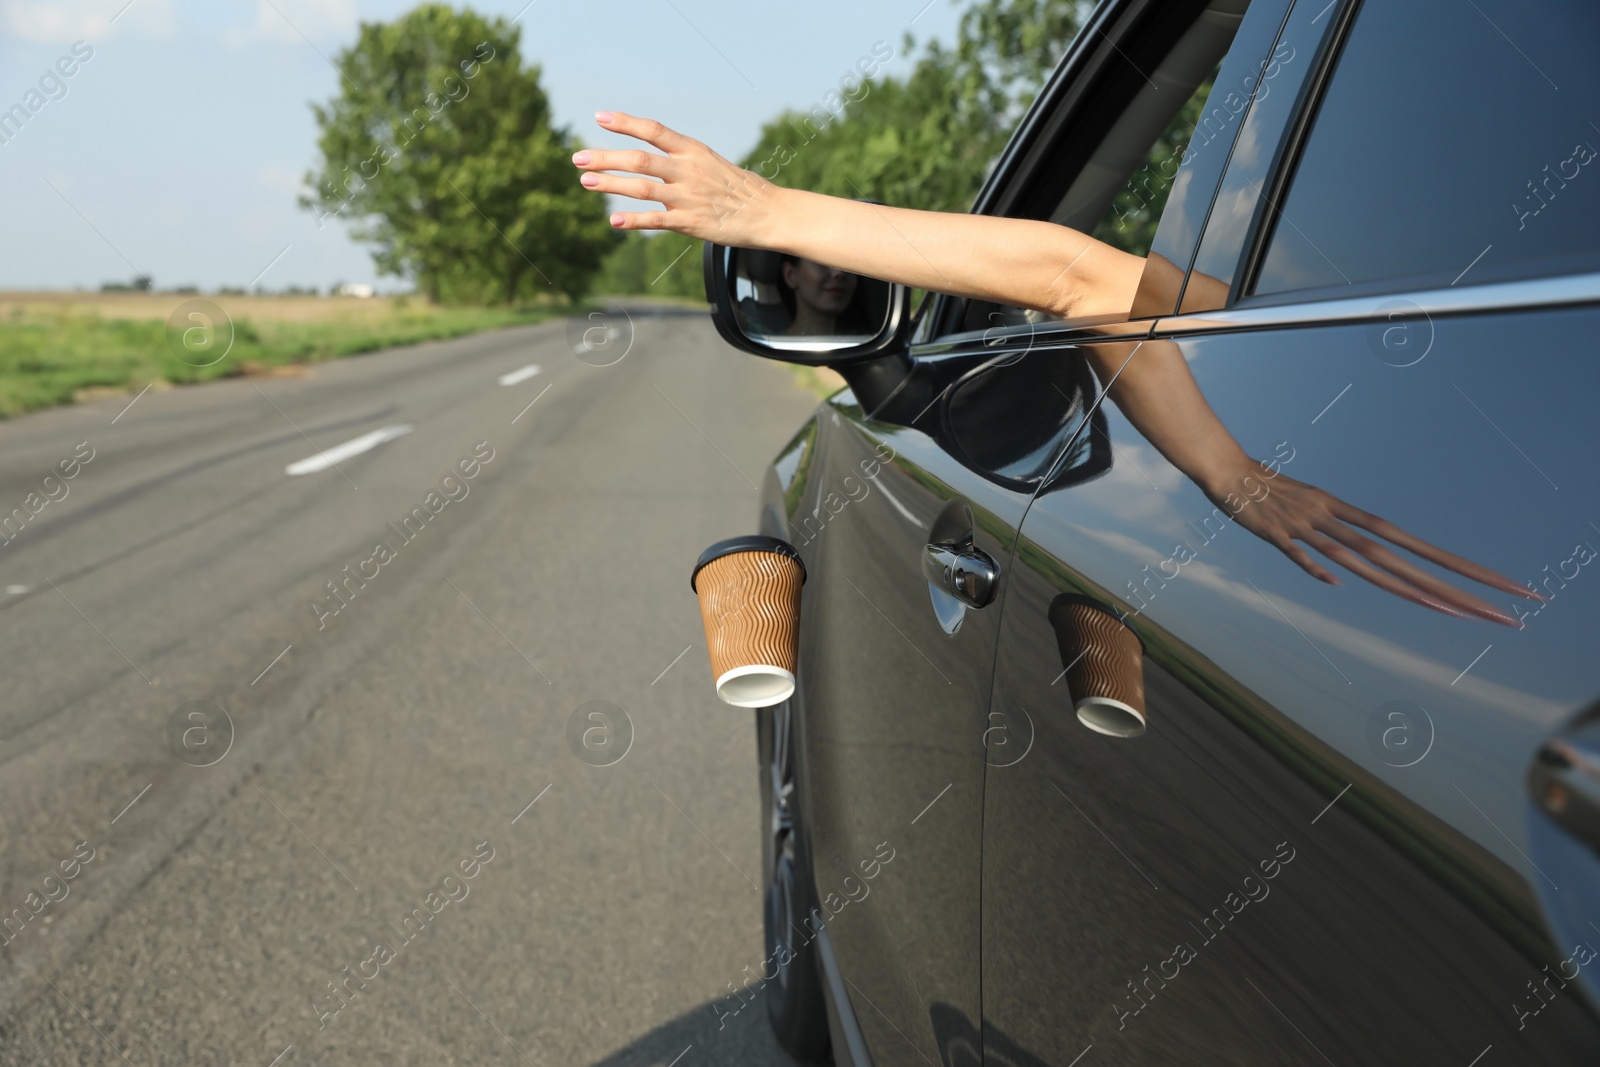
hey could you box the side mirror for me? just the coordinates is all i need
[703,242,913,366]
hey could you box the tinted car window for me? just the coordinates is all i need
[1253,0,1600,297]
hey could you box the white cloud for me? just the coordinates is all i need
[1,0,174,41]
[223,0,359,48]
[1095,438,1186,522]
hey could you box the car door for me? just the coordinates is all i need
[982,0,1600,1064]
[780,0,1277,1055]
[782,0,1290,1061]
[772,271,1162,1059]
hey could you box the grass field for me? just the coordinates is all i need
[789,363,848,400]
[0,291,572,418]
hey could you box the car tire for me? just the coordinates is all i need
[757,700,832,1062]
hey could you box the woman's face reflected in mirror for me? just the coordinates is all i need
[780,256,858,335]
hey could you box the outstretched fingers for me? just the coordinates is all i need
[1302,531,1480,623]
[581,112,706,231]
[1330,499,1541,600]
[578,171,667,204]
[594,110,698,155]
[1314,520,1519,626]
[578,109,769,241]
[573,148,675,180]
[608,209,668,231]
[1271,533,1340,585]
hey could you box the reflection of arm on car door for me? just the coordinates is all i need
[1082,337,1531,625]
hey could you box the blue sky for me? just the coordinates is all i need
[0,0,964,292]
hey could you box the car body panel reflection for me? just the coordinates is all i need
[983,308,1600,1063]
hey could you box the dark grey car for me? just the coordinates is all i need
[704,0,1600,1062]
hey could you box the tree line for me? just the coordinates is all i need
[303,1,1091,305]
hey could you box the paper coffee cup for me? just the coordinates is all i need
[1047,594,1147,737]
[691,536,806,708]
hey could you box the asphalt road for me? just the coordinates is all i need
[0,305,819,1066]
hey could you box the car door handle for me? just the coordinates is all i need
[1530,731,1600,853]
[923,542,999,609]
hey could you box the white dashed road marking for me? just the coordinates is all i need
[285,425,411,476]
[497,363,542,386]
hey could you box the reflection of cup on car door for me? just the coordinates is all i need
[1047,594,1147,737]
[692,536,806,708]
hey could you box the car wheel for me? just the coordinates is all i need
[757,701,832,1062]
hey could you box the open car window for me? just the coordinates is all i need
[950,0,1255,336]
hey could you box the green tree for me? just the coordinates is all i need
[648,233,703,299]
[738,0,1093,213]
[595,232,704,300]
[947,0,1096,124]
[302,4,614,304]
[594,231,650,295]
[593,0,1093,298]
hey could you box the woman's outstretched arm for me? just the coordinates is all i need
[572,110,1146,320]
[575,111,1539,625]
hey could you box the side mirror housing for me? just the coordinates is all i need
[702,242,914,367]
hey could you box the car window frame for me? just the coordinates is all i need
[1235,1,1600,308]
[1212,0,1600,313]
[1154,0,1600,341]
[924,0,1184,346]
[1169,0,1356,316]
[919,0,1296,351]
[1225,0,1364,306]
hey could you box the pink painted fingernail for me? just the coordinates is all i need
[595,111,615,124]
[610,213,625,227]
[572,150,591,165]
[581,173,600,187]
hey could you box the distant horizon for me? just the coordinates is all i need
[0,284,409,295]
[0,228,696,297]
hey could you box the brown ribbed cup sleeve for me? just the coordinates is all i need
[695,551,804,679]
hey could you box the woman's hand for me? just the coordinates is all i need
[1206,465,1540,627]
[572,110,780,247]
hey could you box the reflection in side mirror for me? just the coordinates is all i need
[704,240,911,369]
[730,248,892,346]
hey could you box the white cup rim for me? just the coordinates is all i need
[1075,696,1146,738]
[715,665,796,708]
